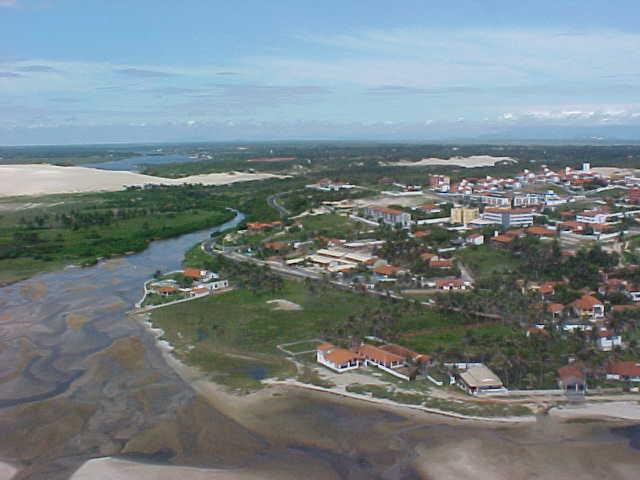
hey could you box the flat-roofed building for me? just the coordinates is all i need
[481,207,534,228]
[456,364,507,396]
[363,206,412,228]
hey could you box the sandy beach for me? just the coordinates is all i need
[0,164,287,198]
[386,155,517,168]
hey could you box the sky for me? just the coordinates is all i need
[1,0,640,144]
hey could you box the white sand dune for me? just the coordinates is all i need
[386,155,517,168]
[0,461,17,480]
[71,457,336,480]
[0,164,287,198]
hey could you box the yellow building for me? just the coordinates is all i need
[450,207,479,225]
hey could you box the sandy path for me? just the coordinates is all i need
[386,155,517,168]
[0,164,287,197]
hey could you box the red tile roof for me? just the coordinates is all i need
[573,294,603,311]
[373,265,401,276]
[183,267,203,279]
[558,363,585,381]
[324,348,361,365]
[429,258,454,268]
[526,226,556,237]
[490,234,514,244]
[607,361,640,378]
[356,344,404,365]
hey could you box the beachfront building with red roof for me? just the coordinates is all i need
[316,343,361,373]
[557,363,587,396]
[606,361,640,383]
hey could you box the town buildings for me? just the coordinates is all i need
[362,205,412,227]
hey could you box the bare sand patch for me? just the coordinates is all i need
[71,456,337,480]
[549,401,640,421]
[354,194,440,208]
[266,299,303,311]
[591,167,640,178]
[386,155,517,168]
[0,164,287,198]
[66,313,88,331]
[0,461,17,480]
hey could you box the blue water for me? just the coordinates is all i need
[86,153,198,172]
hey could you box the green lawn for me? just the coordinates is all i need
[150,279,462,390]
[456,245,521,280]
[400,323,516,355]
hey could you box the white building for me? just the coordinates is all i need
[481,208,534,228]
[596,329,623,351]
[362,206,412,228]
[316,343,361,373]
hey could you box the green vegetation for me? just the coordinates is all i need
[150,278,462,390]
[456,245,521,280]
[0,144,140,166]
[345,383,532,416]
[0,185,237,284]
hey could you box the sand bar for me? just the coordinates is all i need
[70,457,327,480]
[0,164,287,198]
[386,155,517,168]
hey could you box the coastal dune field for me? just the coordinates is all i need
[0,164,286,197]
[386,155,517,168]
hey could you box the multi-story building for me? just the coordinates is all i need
[362,206,412,227]
[429,174,451,192]
[450,206,479,225]
[576,208,622,224]
[481,207,534,228]
[628,187,640,204]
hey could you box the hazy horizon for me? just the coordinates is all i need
[2,0,639,144]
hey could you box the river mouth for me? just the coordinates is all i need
[1,211,640,480]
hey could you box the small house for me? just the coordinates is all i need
[596,329,622,351]
[606,361,640,383]
[557,363,587,396]
[316,343,361,373]
[456,364,507,396]
[572,294,605,321]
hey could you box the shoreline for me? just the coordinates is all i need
[137,312,640,426]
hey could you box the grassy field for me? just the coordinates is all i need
[456,245,521,280]
[150,279,462,390]
[400,322,516,355]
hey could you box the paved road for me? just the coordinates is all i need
[267,191,291,217]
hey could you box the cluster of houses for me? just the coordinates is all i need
[149,267,229,300]
[426,164,640,243]
[525,272,640,352]
[316,342,508,396]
